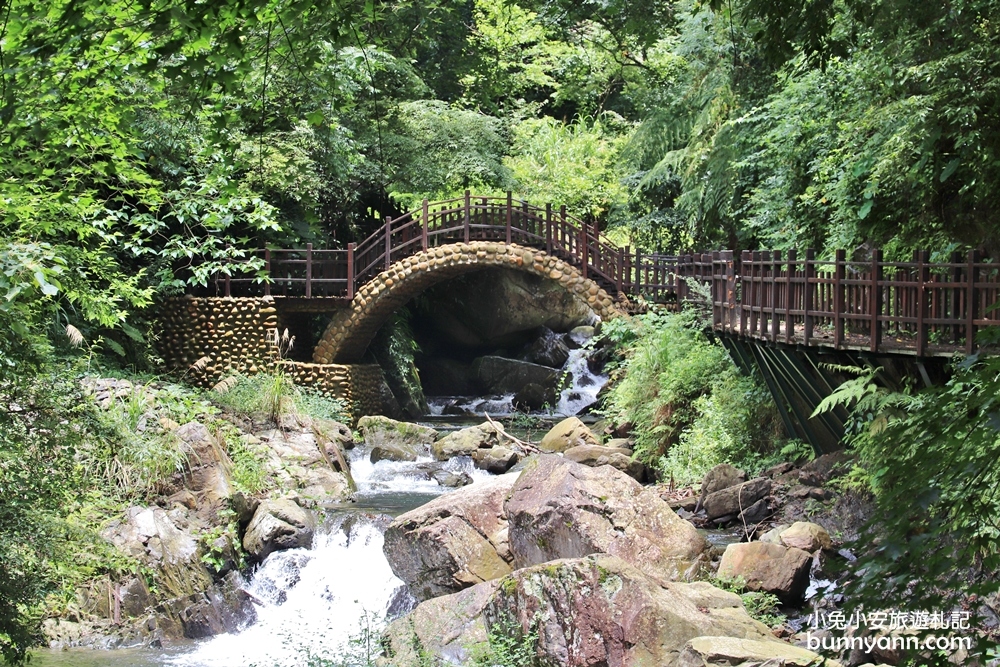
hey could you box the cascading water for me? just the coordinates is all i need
[172,446,492,666]
[173,514,404,667]
[426,347,607,419]
[554,348,607,417]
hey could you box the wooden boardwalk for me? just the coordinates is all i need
[211,192,1000,358]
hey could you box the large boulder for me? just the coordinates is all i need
[486,555,778,667]
[522,327,571,368]
[370,442,421,463]
[383,473,518,601]
[512,382,556,411]
[257,426,352,505]
[702,477,771,520]
[562,443,633,465]
[697,464,747,508]
[677,636,841,667]
[564,444,645,481]
[472,445,519,474]
[379,580,497,666]
[505,456,708,578]
[242,498,315,562]
[357,415,438,449]
[538,416,600,453]
[797,450,852,485]
[473,356,560,395]
[432,422,502,460]
[717,542,811,603]
[413,268,595,350]
[779,521,833,552]
[381,555,779,667]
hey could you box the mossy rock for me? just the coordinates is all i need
[357,415,438,448]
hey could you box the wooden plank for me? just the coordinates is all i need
[966,250,977,354]
[916,250,929,356]
[422,200,429,250]
[464,190,471,243]
[305,243,313,299]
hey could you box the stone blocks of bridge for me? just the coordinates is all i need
[157,296,391,420]
[312,242,620,364]
[159,296,280,385]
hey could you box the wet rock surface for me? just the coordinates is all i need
[383,473,518,601]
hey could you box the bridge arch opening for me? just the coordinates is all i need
[312,242,619,365]
[310,243,620,417]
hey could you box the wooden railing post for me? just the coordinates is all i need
[422,200,429,251]
[224,273,231,297]
[463,190,471,243]
[624,245,632,296]
[346,243,355,299]
[506,191,512,245]
[616,245,624,293]
[579,214,588,279]
[785,249,796,344]
[634,248,641,294]
[583,220,601,278]
[740,251,750,336]
[770,250,780,343]
[263,248,271,297]
[966,250,977,354]
[804,249,815,346]
[916,249,929,356]
[545,203,553,255]
[384,218,392,271]
[870,248,882,352]
[725,250,736,333]
[305,242,313,298]
[833,249,845,349]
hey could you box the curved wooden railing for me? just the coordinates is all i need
[207,192,1000,357]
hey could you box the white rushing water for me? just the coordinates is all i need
[173,515,404,667]
[554,348,607,417]
[171,442,494,667]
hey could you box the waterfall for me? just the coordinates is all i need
[173,514,405,667]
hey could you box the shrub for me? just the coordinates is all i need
[603,309,783,483]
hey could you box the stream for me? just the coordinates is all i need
[31,353,755,667]
[34,441,494,667]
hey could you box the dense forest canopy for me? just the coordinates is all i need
[4,0,999,370]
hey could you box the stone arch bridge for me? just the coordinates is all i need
[159,192,1000,450]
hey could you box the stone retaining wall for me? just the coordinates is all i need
[157,296,389,418]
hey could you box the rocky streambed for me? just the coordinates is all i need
[37,384,889,667]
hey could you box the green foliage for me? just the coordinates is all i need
[503,116,629,223]
[388,101,512,207]
[86,385,190,497]
[709,576,786,628]
[661,372,782,484]
[604,310,781,479]
[471,612,540,667]
[815,353,1000,665]
[213,371,348,426]
[370,309,427,419]
[0,372,87,664]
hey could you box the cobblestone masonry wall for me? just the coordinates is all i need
[157,296,388,418]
